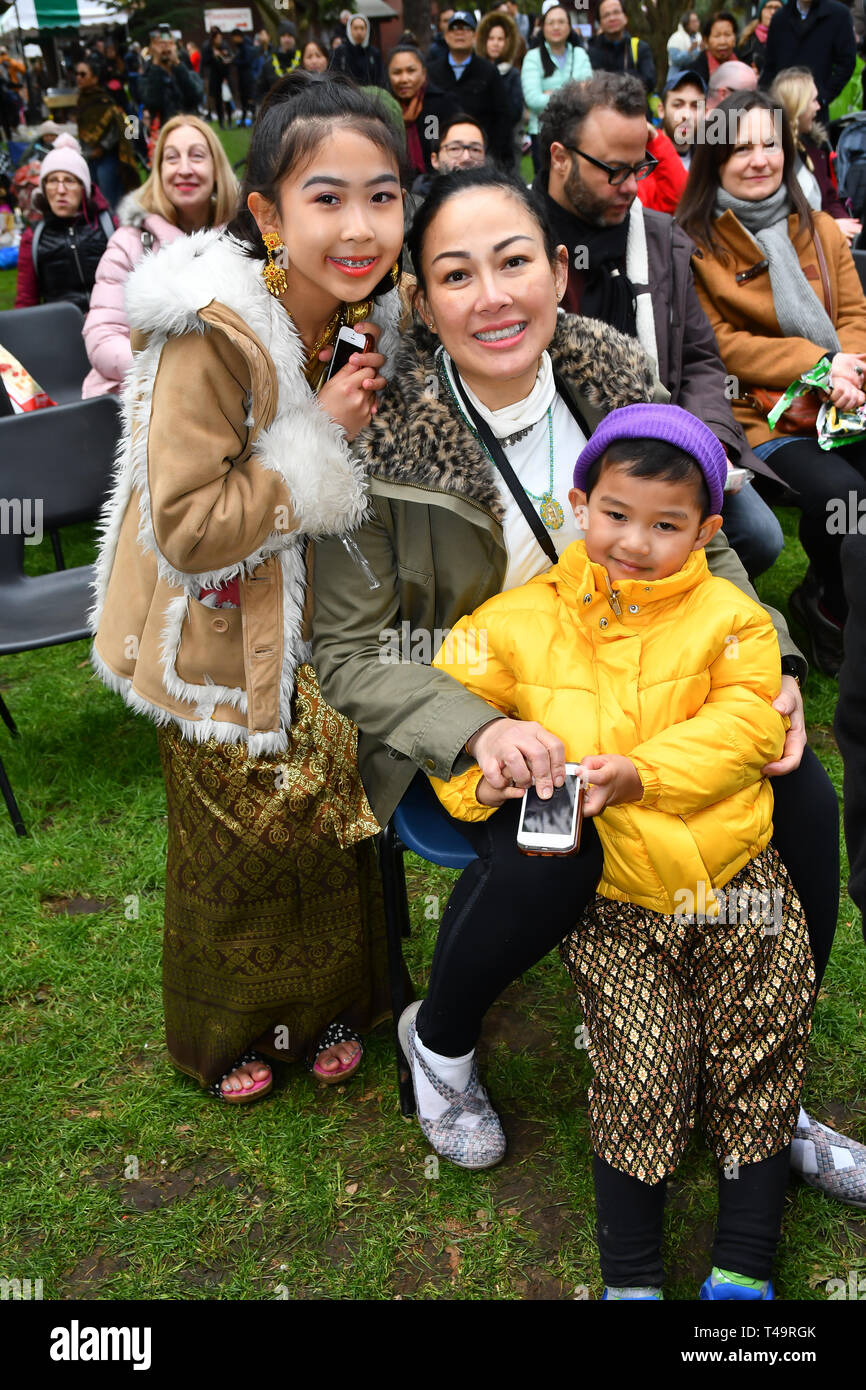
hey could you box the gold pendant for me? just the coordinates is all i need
[345,299,373,328]
[540,495,565,530]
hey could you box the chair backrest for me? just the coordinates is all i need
[0,396,121,579]
[852,249,866,295]
[0,302,91,405]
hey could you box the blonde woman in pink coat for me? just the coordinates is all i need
[82,114,237,397]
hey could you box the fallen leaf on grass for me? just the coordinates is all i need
[345,1181,359,1196]
[43,895,114,916]
[175,1124,193,1134]
[445,1244,461,1279]
[505,1207,520,1217]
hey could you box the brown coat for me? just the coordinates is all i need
[689,209,866,447]
[90,229,404,756]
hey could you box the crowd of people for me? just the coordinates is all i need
[3,2,866,1304]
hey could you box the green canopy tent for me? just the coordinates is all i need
[0,0,129,33]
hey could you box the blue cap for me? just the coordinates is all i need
[663,68,707,94]
[448,10,478,28]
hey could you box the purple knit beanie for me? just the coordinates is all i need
[573,404,727,516]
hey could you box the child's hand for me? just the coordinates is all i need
[580,754,643,817]
[475,773,523,808]
[317,321,386,441]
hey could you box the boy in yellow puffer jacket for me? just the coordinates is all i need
[431,404,815,1302]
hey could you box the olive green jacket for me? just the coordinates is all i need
[312,315,804,828]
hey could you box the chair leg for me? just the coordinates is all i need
[0,693,19,739]
[378,825,416,1117]
[0,750,26,836]
[49,529,66,571]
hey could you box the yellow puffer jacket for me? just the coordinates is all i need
[431,540,786,915]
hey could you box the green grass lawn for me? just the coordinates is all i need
[0,512,863,1302]
[0,127,864,1302]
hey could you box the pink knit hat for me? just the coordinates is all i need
[39,133,91,198]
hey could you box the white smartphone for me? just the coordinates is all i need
[516,763,585,856]
[325,325,368,381]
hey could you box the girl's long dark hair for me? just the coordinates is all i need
[539,5,584,79]
[406,165,559,296]
[676,89,813,261]
[226,69,405,289]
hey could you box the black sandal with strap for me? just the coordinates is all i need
[207,1049,273,1104]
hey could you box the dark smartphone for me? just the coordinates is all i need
[325,325,369,382]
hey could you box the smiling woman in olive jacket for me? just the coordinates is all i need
[310,167,840,1180]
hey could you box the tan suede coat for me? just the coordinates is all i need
[90,229,403,755]
[689,209,866,447]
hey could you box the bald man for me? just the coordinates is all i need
[707,58,758,108]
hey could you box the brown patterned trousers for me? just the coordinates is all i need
[156,665,391,1087]
[561,844,816,1184]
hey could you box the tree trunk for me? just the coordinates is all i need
[401,0,433,50]
[629,0,684,92]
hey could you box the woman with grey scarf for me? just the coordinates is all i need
[679,90,866,678]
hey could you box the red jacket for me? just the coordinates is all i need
[638,128,688,216]
[13,225,39,307]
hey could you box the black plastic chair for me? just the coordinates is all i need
[853,249,866,296]
[0,303,91,406]
[378,774,477,1114]
[0,396,121,835]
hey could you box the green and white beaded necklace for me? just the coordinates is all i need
[440,360,566,532]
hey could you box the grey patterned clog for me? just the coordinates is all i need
[398,1001,506,1171]
[791,1113,866,1209]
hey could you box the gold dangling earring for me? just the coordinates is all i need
[262,231,288,298]
[390,259,401,287]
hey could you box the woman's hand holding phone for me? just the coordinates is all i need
[467,717,567,801]
[579,754,643,816]
[317,319,386,442]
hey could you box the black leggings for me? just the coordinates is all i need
[416,745,838,1056]
[765,435,866,620]
[594,1149,791,1287]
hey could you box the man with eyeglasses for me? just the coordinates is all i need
[405,114,487,216]
[530,71,786,584]
[431,114,487,174]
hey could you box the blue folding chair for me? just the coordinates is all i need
[378,774,477,1115]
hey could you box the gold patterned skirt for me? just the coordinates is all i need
[560,844,816,1184]
[156,664,391,1086]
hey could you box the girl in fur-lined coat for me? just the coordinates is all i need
[90,74,406,1101]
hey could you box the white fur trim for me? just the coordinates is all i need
[626,202,659,374]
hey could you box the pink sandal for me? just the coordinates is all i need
[208,1049,273,1104]
[309,1023,363,1085]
